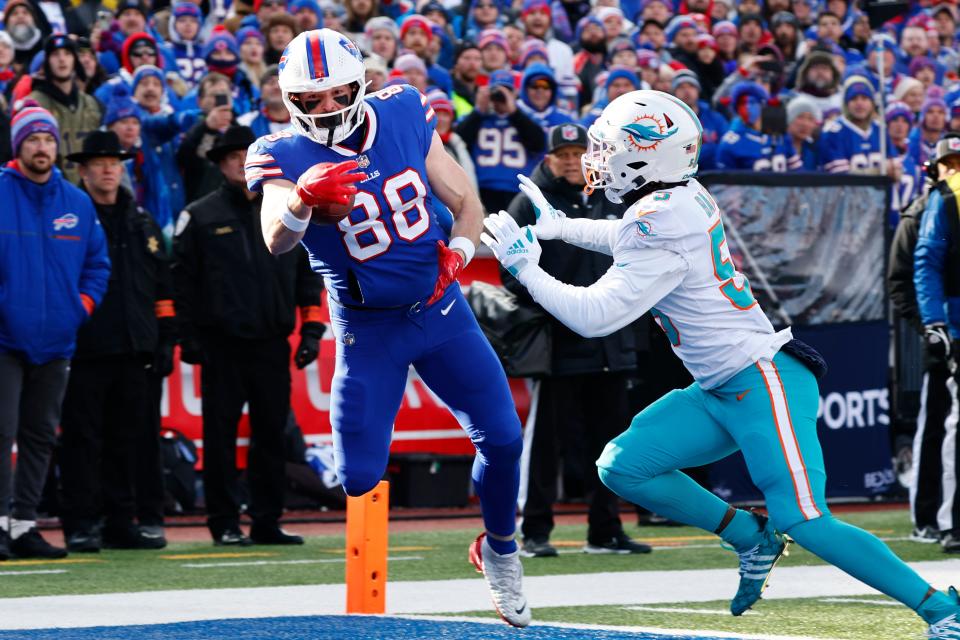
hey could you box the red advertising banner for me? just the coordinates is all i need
[160,258,531,461]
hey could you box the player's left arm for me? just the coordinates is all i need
[426,130,483,253]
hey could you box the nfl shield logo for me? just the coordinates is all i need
[561,125,578,141]
[356,155,370,169]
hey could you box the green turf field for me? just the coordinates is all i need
[0,509,954,639]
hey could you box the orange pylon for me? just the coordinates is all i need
[345,480,389,614]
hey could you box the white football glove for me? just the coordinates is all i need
[481,212,542,278]
[518,174,566,240]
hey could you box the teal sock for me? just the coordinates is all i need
[718,509,765,553]
[599,468,732,537]
[918,591,957,625]
[486,534,518,555]
[787,515,937,619]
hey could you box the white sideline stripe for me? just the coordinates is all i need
[0,570,68,577]
[622,606,758,616]
[182,556,423,569]
[397,615,820,640]
[818,598,901,607]
[2,560,960,631]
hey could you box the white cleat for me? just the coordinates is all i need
[469,532,532,628]
[928,613,960,639]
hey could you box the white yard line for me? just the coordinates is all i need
[181,555,423,569]
[817,598,903,607]
[622,606,758,616]
[1,560,958,631]
[0,570,68,577]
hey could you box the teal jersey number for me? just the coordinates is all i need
[651,308,681,346]
[708,219,757,311]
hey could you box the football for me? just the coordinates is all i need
[309,193,356,225]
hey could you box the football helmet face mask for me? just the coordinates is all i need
[582,90,703,203]
[279,29,369,146]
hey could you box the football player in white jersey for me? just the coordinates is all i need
[482,89,960,637]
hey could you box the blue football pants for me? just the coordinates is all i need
[327,284,522,542]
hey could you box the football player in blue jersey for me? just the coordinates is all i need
[247,29,530,627]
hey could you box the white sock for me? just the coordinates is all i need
[0,516,8,532]
[10,519,35,540]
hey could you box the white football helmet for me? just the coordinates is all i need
[582,90,703,203]
[279,29,368,146]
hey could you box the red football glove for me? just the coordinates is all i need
[295,160,367,208]
[427,240,466,305]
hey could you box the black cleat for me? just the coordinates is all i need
[10,528,68,559]
[250,524,304,545]
[213,527,253,547]
[520,537,558,558]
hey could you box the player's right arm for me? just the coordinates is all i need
[259,161,366,255]
[261,178,309,255]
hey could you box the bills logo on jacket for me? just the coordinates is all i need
[53,213,79,231]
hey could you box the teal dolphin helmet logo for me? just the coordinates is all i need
[621,112,679,151]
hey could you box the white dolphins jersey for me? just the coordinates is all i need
[517,178,792,389]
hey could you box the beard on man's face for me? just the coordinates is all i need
[22,150,54,175]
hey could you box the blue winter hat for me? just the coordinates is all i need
[605,66,640,90]
[843,75,874,104]
[235,26,266,46]
[289,0,321,15]
[202,31,240,61]
[730,81,769,105]
[574,16,604,42]
[665,15,698,41]
[172,1,202,20]
[131,64,164,93]
[884,100,912,124]
[104,97,143,126]
[865,33,897,59]
[489,69,515,90]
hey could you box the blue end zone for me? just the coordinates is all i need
[0,616,745,640]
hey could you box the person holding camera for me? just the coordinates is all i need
[177,72,235,203]
[716,81,800,171]
[913,134,960,554]
[456,69,546,213]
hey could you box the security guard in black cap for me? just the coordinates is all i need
[173,125,325,546]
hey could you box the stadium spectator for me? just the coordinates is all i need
[199,30,256,115]
[819,75,884,174]
[894,76,926,117]
[786,94,822,171]
[521,0,574,80]
[262,14,298,66]
[451,42,482,115]
[666,15,699,70]
[172,125,324,546]
[59,131,174,553]
[579,66,640,128]
[907,95,948,168]
[478,28,510,74]
[502,123,652,559]
[0,105,110,560]
[465,0,503,42]
[716,81,800,171]
[344,0,378,34]
[177,72,235,202]
[29,35,102,185]
[429,89,476,188]
[238,65,287,137]
[364,17,399,64]
[503,23,525,67]
[393,53,429,92]
[573,16,607,108]
[363,54,388,91]
[237,27,268,88]
[6,0,47,71]
[519,63,573,131]
[791,0,815,28]
[913,134,960,554]
[671,69,727,171]
[456,69,546,213]
[168,1,206,88]
[737,13,765,56]
[401,15,452,94]
[291,0,320,32]
[950,100,960,133]
[886,101,922,213]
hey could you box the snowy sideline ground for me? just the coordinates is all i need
[2,559,958,631]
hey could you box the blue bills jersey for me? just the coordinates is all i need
[715,119,800,171]
[818,117,884,173]
[246,84,449,308]
[472,113,540,192]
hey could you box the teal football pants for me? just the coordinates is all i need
[598,352,939,618]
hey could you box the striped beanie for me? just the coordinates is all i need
[11,105,59,156]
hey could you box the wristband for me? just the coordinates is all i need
[280,207,310,233]
[448,236,476,266]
